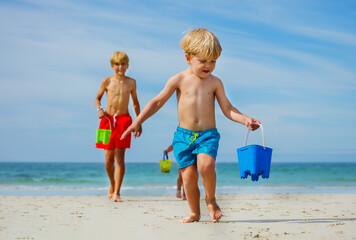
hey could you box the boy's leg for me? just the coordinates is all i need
[182,179,186,200]
[197,153,223,223]
[180,164,200,223]
[176,166,183,198]
[113,148,126,202]
[104,150,115,200]
[178,170,187,200]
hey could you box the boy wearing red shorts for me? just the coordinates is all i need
[95,51,142,202]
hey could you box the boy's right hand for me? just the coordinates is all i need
[98,109,105,119]
[121,123,141,140]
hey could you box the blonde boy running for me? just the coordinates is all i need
[95,51,141,202]
[122,29,260,222]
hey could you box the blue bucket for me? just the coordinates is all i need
[237,124,272,181]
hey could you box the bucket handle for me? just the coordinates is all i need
[97,116,112,131]
[162,152,169,160]
[244,123,266,148]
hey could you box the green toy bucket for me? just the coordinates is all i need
[96,117,112,145]
[159,153,173,173]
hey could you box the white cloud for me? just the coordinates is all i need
[289,25,356,46]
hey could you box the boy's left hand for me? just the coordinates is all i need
[246,118,260,131]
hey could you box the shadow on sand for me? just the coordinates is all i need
[210,217,356,224]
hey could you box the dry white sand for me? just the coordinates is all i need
[0,194,355,240]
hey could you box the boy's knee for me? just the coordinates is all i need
[182,170,198,185]
[104,150,115,162]
[198,159,215,173]
[105,156,114,164]
[114,149,125,159]
[183,176,198,187]
[104,160,114,168]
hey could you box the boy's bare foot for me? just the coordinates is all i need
[179,213,200,223]
[107,193,113,200]
[207,201,223,223]
[113,193,123,202]
[182,193,187,200]
[107,186,114,200]
[176,190,182,198]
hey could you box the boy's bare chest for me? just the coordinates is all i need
[107,81,131,96]
[180,82,215,99]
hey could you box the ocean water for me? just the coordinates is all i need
[0,162,355,196]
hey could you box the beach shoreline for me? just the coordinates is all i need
[1,193,355,240]
[2,162,356,197]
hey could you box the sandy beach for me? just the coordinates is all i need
[0,193,355,240]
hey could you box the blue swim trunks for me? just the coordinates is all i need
[172,127,220,169]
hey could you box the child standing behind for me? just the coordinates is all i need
[163,145,186,200]
[95,51,142,202]
[122,28,259,222]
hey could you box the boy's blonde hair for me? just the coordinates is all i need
[110,51,129,67]
[180,28,222,61]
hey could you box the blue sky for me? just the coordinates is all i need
[0,0,355,162]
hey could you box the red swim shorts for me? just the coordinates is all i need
[95,113,132,150]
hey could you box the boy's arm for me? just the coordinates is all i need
[130,79,142,135]
[215,78,260,130]
[121,76,179,139]
[94,77,109,119]
[163,145,173,155]
[130,80,141,117]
